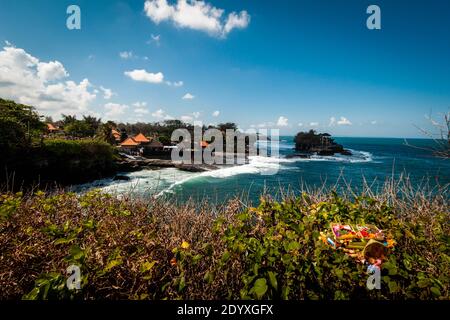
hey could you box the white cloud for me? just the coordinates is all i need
[329,116,336,126]
[148,34,161,46]
[181,115,193,122]
[104,102,129,120]
[212,110,220,117]
[254,122,275,128]
[309,122,319,127]
[182,92,195,100]
[337,116,352,126]
[37,61,68,82]
[119,51,133,59]
[166,80,184,87]
[224,11,250,34]
[144,0,250,38]
[329,116,352,126]
[192,111,200,118]
[125,69,164,84]
[371,120,377,125]
[298,122,303,127]
[135,108,150,115]
[144,0,175,23]
[277,116,289,127]
[132,102,149,115]
[152,108,173,120]
[0,44,97,118]
[99,86,115,99]
[133,101,147,108]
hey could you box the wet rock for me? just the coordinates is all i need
[113,175,130,181]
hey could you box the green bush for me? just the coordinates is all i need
[220,193,449,300]
[0,189,448,300]
[43,139,114,160]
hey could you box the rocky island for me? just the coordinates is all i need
[291,130,352,156]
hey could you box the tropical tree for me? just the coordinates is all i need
[0,98,45,152]
[97,121,118,145]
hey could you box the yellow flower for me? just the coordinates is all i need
[181,241,190,249]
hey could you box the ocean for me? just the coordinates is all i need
[73,137,450,204]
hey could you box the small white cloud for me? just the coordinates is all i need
[277,116,289,127]
[148,34,161,46]
[119,51,133,59]
[329,116,336,127]
[125,69,164,84]
[224,11,251,34]
[182,92,195,100]
[104,102,129,120]
[192,111,200,119]
[152,108,173,120]
[99,86,115,99]
[298,122,303,127]
[212,110,220,117]
[167,80,184,87]
[337,116,352,126]
[255,121,275,128]
[135,108,150,115]
[371,120,377,125]
[181,115,193,122]
[133,101,147,108]
[132,102,149,115]
[309,122,319,127]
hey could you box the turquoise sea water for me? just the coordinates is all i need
[75,137,450,204]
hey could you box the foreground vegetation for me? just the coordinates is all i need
[0,181,448,300]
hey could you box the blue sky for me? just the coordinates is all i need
[0,0,449,137]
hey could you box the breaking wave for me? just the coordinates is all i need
[74,149,375,197]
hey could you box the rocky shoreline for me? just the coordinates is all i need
[116,156,219,174]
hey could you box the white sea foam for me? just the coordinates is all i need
[75,149,375,197]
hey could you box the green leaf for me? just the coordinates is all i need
[104,258,122,272]
[203,271,214,284]
[430,287,441,297]
[178,275,186,292]
[267,271,278,290]
[335,269,344,280]
[221,251,230,263]
[281,286,290,300]
[23,287,40,300]
[140,260,156,273]
[252,278,268,299]
[388,281,399,293]
[287,241,300,251]
[54,236,76,245]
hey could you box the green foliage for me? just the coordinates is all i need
[43,139,113,159]
[62,115,102,138]
[219,194,449,300]
[0,192,22,221]
[97,121,118,145]
[0,190,448,300]
[0,98,45,153]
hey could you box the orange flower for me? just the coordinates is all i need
[170,257,177,266]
